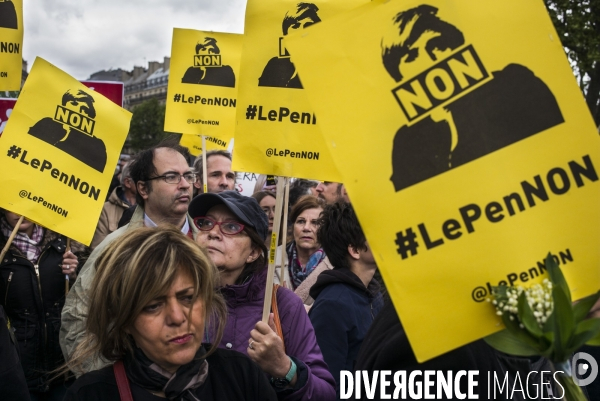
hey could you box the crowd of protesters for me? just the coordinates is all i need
[0,136,597,401]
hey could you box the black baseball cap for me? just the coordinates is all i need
[188,190,269,241]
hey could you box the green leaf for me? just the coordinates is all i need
[484,329,540,357]
[545,253,571,303]
[517,291,543,337]
[573,292,600,323]
[540,342,555,360]
[586,328,600,346]
[542,310,555,334]
[552,285,576,362]
[540,327,556,359]
[501,312,544,352]
[569,318,600,350]
[555,372,588,401]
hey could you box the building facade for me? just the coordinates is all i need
[88,57,170,111]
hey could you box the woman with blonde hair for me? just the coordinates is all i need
[64,226,276,400]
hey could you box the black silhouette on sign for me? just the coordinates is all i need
[28,89,108,172]
[258,2,321,89]
[382,5,564,192]
[182,37,235,88]
[0,1,18,29]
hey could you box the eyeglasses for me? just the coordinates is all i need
[146,172,198,184]
[193,217,245,235]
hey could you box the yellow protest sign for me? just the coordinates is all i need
[179,134,231,157]
[286,0,600,361]
[0,57,132,245]
[0,0,23,90]
[232,0,367,181]
[165,29,241,140]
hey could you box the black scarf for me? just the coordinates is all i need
[125,344,209,400]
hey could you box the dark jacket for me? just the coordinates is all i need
[0,305,30,400]
[0,227,84,392]
[216,268,336,400]
[308,269,383,392]
[354,301,557,400]
[63,347,277,400]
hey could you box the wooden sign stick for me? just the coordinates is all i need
[65,238,71,295]
[201,136,208,194]
[0,215,24,262]
[262,177,287,322]
[63,236,71,382]
[278,178,291,285]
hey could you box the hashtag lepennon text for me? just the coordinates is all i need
[245,105,316,125]
[5,145,103,201]
[394,155,597,260]
[173,93,236,108]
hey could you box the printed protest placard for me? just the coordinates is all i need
[179,134,231,157]
[0,58,132,245]
[232,0,367,181]
[286,0,600,361]
[165,29,241,140]
[0,0,23,90]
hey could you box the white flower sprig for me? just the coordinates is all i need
[484,254,600,401]
[489,279,554,328]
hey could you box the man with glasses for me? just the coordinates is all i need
[60,137,200,374]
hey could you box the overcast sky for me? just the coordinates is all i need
[22,0,247,80]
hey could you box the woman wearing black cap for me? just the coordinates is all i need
[189,191,336,400]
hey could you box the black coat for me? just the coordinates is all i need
[0,228,83,392]
[64,348,278,401]
[0,305,30,400]
[354,301,558,400]
[309,269,383,391]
